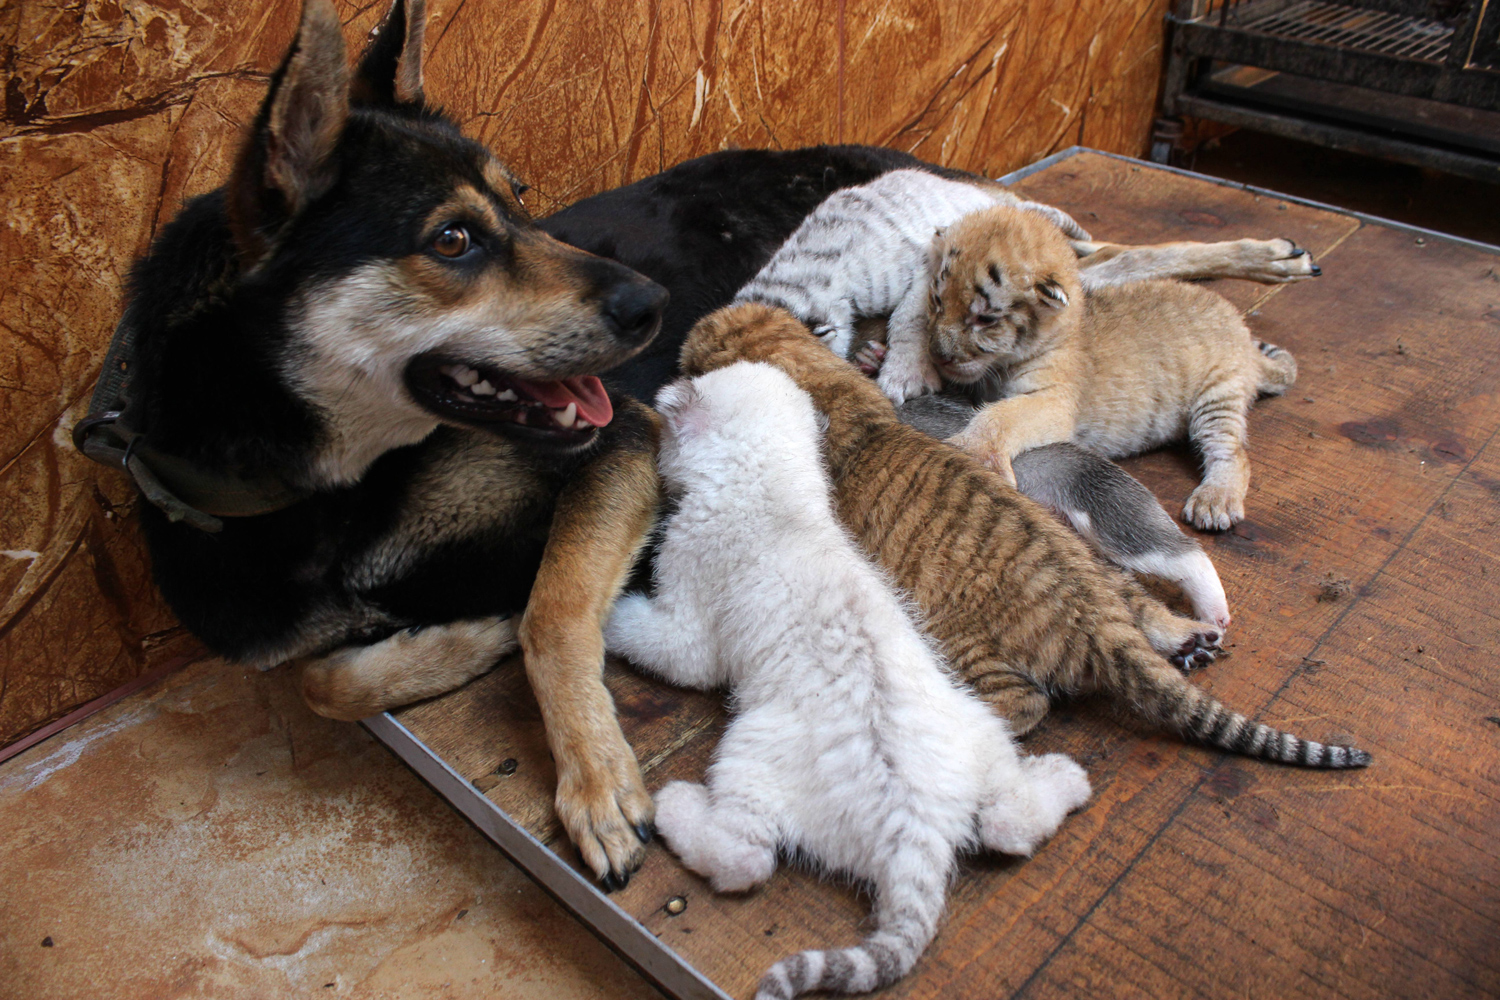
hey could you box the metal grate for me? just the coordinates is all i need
[1229,1,1455,61]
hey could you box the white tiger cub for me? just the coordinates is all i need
[605,361,1091,1000]
[732,168,1090,401]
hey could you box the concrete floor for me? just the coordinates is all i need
[0,656,661,1000]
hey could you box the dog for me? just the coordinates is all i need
[109,0,1319,888]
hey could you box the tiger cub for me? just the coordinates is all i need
[680,303,1369,768]
[607,362,1089,1000]
[915,204,1297,531]
[733,167,1089,397]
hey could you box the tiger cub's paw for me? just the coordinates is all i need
[854,340,887,377]
[876,352,942,405]
[1238,238,1321,283]
[1170,628,1224,672]
[950,428,1018,486]
[1183,483,1245,531]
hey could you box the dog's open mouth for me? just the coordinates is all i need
[405,355,613,444]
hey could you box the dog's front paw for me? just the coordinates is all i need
[555,745,655,890]
[1238,238,1321,283]
[1184,483,1244,531]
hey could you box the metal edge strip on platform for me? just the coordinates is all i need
[1000,145,1500,256]
[362,712,730,1000]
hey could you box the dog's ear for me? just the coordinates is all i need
[228,0,350,267]
[351,0,426,106]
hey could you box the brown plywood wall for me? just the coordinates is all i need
[0,0,1170,748]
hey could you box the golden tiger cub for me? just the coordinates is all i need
[919,205,1297,531]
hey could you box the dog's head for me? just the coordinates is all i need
[170,0,666,486]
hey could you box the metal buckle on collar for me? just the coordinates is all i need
[71,309,310,534]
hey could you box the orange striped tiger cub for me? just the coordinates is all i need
[918,204,1297,531]
[680,303,1368,768]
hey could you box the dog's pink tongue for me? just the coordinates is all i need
[513,375,614,427]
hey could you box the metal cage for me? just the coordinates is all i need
[1157,0,1500,181]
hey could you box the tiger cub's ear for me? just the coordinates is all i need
[1037,279,1070,310]
[654,379,711,439]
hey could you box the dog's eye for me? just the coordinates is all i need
[432,225,472,258]
[971,313,1000,328]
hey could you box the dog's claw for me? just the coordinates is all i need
[1311,264,1323,276]
[635,822,654,845]
[1290,247,1306,258]
[600,869,631,893]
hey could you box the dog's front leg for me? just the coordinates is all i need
[519,407,661,889]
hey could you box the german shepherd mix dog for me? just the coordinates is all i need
[120,0,1319,887]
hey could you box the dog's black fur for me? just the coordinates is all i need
[542,146,973,402]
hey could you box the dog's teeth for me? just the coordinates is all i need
[453,367,480,387]
[575,417,592,429]
[552,402,577,429]
[439,364,461,379]
[514,409,528,425]
[496,389,518,402]
[472,380,496,396]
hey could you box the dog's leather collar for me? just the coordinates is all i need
[74,413,312,533]
[72,309,313,533]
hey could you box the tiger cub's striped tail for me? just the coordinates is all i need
[1122,647,1371,768]
[1253,339,1298,395]
[755,846,946,999]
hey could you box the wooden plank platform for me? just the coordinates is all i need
[373,149,1500,1000]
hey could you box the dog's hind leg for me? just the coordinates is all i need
[299,617,518,721]
[518,400,662,889]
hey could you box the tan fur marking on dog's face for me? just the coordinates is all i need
[929,206,1082,384]
[380,195,639,379]
[289,196,652,487]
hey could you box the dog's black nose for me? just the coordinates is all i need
[603,280,668,344]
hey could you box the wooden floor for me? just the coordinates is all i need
[391,151,1500,1000]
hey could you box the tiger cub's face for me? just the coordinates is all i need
[927,205,1082,385]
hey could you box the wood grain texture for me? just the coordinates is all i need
[2,0,1171,747]
[399,153,1500,999]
